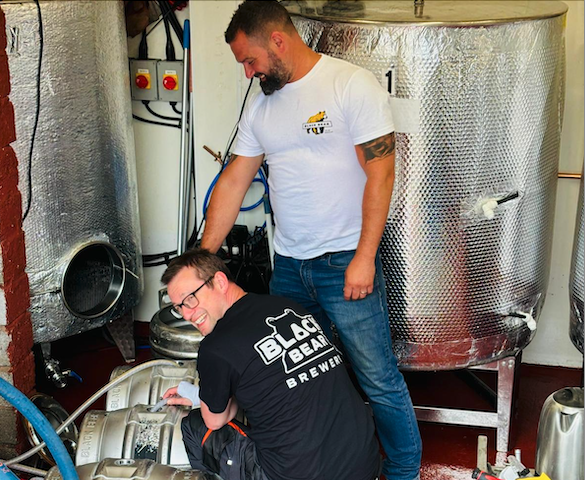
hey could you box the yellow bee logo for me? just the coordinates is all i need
[305,111,328,135]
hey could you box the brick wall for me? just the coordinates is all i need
[0,7,35,457]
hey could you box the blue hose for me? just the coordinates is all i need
[202,165,269,217]
[0,378,78,480]
[0,464,19,480]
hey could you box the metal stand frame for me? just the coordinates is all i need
[414,354,520,466]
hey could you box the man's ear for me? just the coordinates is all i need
[270,31,286,52]
[214,271,230,293]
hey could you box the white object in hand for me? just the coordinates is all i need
[178,381,201,407]
[150,397,169,412]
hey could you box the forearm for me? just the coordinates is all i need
[200,155,263,253]
[201,182,244,253]
[355,173,394,261]
[201,397,239,430]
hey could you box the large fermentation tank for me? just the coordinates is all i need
[569,175,584,353]
[289,1,567,369]
[4,1,143,342]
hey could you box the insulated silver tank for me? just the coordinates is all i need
[3,1,142,342]
[569,175,584,353]
[289,1,567,369]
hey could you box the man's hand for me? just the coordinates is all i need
[344,254,375,301]
[162,382,201,407]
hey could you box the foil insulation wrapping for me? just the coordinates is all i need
[290,2,566,369]
[4,1,143,342]
[569,176,584,353]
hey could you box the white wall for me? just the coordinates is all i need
[131,2,584,367]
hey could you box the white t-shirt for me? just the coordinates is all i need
[234,54,395,259]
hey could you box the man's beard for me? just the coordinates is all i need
[257,51,290,95]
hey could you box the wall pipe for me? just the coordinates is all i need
[177,20,191,255]
[558,172,582,179]
[0,378,78,480]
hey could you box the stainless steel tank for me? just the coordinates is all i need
[105,361,197,411]
[3,1,143,342]
[76,406,191,468]
[569,175,584,353]
[46,459,221,480]
[289,1,567,369]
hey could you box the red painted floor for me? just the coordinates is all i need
[40,325,583,479]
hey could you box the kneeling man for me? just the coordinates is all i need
[162,249,380,480]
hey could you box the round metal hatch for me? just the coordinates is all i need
[285,1,567,26]
[61,242,126,319]
[23,394,78,465]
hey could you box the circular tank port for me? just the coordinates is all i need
[62,242,125,319]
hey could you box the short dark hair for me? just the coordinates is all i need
[161,248,234,286]
[225,0,296,44]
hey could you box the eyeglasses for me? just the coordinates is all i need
[170,276,214,318]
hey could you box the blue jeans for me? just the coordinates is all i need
[270,251,422,480]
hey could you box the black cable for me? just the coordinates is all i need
[142,101,181,122]
[158,1,183,43]
[170,103,182,115]
[221,78,255,167]
[163,13,176,61]
[138,30,148,60]
[133,114,180,129]
[23,0,43,222]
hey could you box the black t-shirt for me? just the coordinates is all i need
[197,294,379,480]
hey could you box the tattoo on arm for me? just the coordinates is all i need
[359,133,395,163]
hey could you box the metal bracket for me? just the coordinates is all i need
[414,353,521,466]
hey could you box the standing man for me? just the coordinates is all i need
[161,249,380,480]
[201,2,422,479]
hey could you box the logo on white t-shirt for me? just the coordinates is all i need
[254,308,336,373]
[302,111,332,135]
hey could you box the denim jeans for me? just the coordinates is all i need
[270,250,422,480]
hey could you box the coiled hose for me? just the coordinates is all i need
[0,378,78,480]
[5,358,179,467]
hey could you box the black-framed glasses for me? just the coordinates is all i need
[170,276,214,318]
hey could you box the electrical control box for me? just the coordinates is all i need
[157,60,183,103]
[129,59,158,101]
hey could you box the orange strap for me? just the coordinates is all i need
[228,421,248,437]
[201,428,213,446]
[200,421,248,447]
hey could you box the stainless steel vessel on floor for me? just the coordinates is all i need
[290,1,567,369]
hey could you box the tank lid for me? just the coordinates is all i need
[285,1,568,26]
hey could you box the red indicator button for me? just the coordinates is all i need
[163,75,178,91]
[135,74,149,89]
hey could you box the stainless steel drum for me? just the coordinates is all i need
[150,306,203,360]
[46,459,220,480]
[535,387,584,480]
[289,1,567,369]
[4,1,142,342]
[569,175,584,353]
[76,406,191,468]
[106,361,197,411]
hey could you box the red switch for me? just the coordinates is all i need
[135,74,150,90]
[162,74,179,91]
